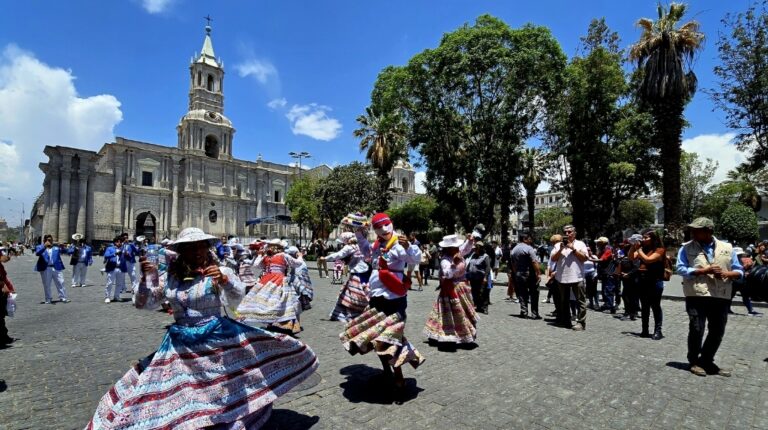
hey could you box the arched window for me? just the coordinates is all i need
[207,74,214,91]
[272,179,285,203]
[197,71,202,87]
[204,135,219,158]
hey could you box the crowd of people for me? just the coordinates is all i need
[1,213,766,427]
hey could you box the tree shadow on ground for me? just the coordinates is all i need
[0,380,6,392]
[666,361,691,372]
[339,364,423,405]
[262,409,320,429]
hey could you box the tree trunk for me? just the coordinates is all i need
[526,186,536,239]
[654,101,685,245]
[499,188,511,245]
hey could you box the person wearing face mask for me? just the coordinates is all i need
[327,213,372,321]
[677,217,744,377]
[87,227,318,429]
[34,234,69,304]
[340,212,425,394]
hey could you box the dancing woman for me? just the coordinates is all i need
[86,227,318,429]
[327,215,372,321]
[424,234,478,345]
[236,239,306,334]
[340,213,425,391]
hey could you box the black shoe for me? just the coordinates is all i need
[640,331,651,338]
[530,315,542,320]
[1,337,15,345]
[610,308,617,314]
[652,331,664,340]
[703,363,732,377]
[630,315,637,321]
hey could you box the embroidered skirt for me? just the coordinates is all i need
[236,273,302,333]
[340,306,425,369]
[424,282,478,344]
[86,317,318,430]
[329,273,369,322]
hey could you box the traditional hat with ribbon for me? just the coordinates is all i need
[341,212,370,228]
[168,228,217,250]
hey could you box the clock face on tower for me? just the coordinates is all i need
[206,111,221,122]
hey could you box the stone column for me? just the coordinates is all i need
[171,166,180,229]
[47,172,61,240]
[58,168,71,242]
[75,171,88,236]
[86,171,95,240]
[113,166,123,225]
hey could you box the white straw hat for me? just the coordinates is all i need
[168,227,217,250]
[439,234,464,248]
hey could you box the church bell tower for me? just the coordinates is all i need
[177,21,235,160]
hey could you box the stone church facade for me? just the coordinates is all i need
[31,26,417,244]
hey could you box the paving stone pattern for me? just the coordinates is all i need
[1,255,767,429]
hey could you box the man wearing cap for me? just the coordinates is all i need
[677,217,744,377]
[595,237,617,313]
[510,233,542,319]
[551,225,589,330]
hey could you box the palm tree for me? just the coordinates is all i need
[629,2,704,241]
[354,106,408,210]
[521,148,548,237]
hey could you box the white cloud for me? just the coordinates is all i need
[414,171,427,194]
[141,0,174,14]
[267,97,287,110]
[235,59,278,84]
[285,104,342,141]
[0,44,122,222]
[681,132,743,185]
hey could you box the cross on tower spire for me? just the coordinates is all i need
[204,15,213,31]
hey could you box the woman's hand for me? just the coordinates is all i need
[140,261,156,274]
[1,285,9,294]
[203,265,228,284]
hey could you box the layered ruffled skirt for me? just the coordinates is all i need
[424,282,478,344]
[86,317,318,430]
[329,274,369,322]
[236,273,302,334]
[340,307,425,369]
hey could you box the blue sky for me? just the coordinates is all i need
[0,0,755,225]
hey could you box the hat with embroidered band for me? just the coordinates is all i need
[594,237,609,244]
[372,213,393,236]
[168,227,217,250]
[341,212,370,228]
[439,234,464,248]
[687,217,715,230]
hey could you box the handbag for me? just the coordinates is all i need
[6,292,17,317]
[663,255,673,282]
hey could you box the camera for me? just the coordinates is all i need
[562,237,569,246]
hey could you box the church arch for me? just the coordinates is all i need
[207,74,215,91]
[135,211,157,243]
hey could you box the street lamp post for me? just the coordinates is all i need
[289,151,311,246]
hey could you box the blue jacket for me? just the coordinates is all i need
[103,245,119,272]
[67,245,93,266]
[121,243,139,266]
[34,245,66,272]
[216,242,230,260]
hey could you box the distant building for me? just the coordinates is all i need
[30,25,415,244]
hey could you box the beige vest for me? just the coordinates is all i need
[681,238,733,300]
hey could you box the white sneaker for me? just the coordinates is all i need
[104,298,111,303]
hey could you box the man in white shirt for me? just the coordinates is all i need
[550,224,589,330]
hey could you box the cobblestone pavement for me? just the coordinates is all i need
[2,255,767,430]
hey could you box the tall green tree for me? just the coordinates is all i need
[718,203,759,246]
[548,19,631,237]
[710,1,768,170]
[629,2,705,242]
[354,106,407,210]
[387,195,438,235]
[617,199,656,229]
[314,162,380,237]
[520,148,549,237]
[679,151,718,223]
[285,176,321,240]
[370,15,566,243]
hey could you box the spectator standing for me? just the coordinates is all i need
[467,241,491,314]
[551,225,589,330]
[630,229,666,339]
[34,234,69,304]
[419,244,431,288]
[677,217,743,377]
[1,246,16,344]
[314,239,329,278]
[493,241,503,279]
[595,237,616,313]
[510,234,542,319]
